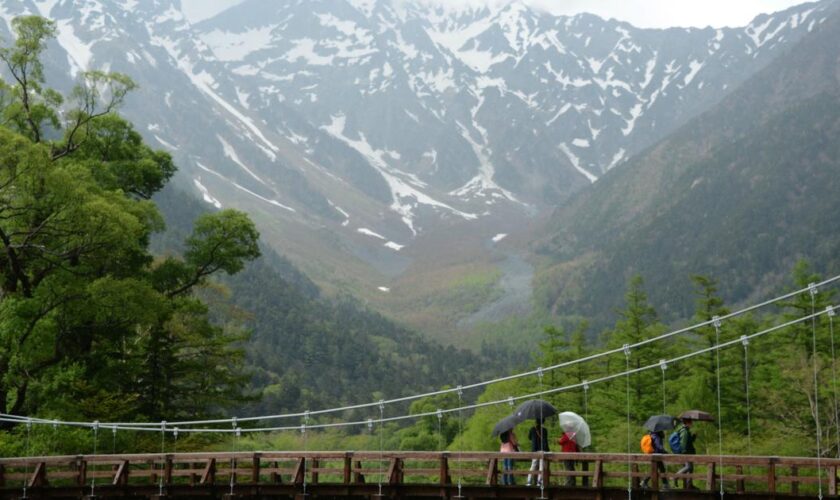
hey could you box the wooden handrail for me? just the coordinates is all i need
[1,451,837,498]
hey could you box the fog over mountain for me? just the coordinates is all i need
[1,0,836,334]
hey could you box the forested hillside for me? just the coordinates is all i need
[153,186,492,415]
[533,8,840,328]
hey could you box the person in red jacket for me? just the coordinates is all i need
[557,431,580,486]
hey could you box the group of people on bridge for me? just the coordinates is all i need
[497,409,707,490]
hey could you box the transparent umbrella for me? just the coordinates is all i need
[558,411,591,449]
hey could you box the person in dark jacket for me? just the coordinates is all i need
[675,418,698,489]
[641,431,671,489]
[526,419,549,486]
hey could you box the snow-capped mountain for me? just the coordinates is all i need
[0,0,836,279]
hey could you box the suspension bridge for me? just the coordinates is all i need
[3,276,840,499]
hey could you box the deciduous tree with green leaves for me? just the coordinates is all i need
[0,16,260,426]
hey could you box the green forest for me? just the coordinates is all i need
[1,15,839,467]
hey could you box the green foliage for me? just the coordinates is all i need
[0,17,260,431]
[453,265,840,459]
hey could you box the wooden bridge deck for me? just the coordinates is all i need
[1,451,837,499]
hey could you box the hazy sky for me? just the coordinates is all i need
[181,0,807,28]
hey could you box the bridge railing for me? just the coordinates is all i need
[1,451,838,496]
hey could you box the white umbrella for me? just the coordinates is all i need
[558,411,591,449]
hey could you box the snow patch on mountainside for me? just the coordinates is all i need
[322,114,476,235]
[201,26,275,61]
[193,178,223,209]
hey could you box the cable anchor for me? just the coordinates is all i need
[809,282,819,298]
[536,367,544,381]
[827,305,836,317]
[622,344,631,358]
[436,409,443,420]
[741,335,750,347]
[507,396,515,406]
[659,359,668,371]
[231,416,237,429]
[712,315,722,329]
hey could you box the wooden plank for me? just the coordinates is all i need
[485,458,497,486]
[292,458,305,486]
[27,462,47,488]
[199,458,215,485]
[387,458,401,485]
[706,461,716,492]
[594,460,603,488]
[354,460,365,484]
[112,460,129,487]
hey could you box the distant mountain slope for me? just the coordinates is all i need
[2,0,836,342]
[0,0,833,261]
[534,8,840,325]
[153,187,490,414]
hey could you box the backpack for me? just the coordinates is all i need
[640,434,654,454]
[669,428,684,454]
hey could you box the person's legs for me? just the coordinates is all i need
[564,460,576,486]
[527,459,542,486]
[502,458,514,485]
[659,461,670,488]
[677,461,695,488]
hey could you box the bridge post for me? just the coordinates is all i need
[0,463,4,487]
[343,453,352,484]
[650,457,660,491]
[790,464,799,495]
[311,458,319,485]
[439,453,450,485]
[706,461,716,492]
[830,465,838,496]
[735,465,744,494]
[28,462,47,488]
[251,452,261,484]
[112,460,129,487]
[485,458,498,486]
[542,455,551,488]
[767,458,776,494]
[77,457,87,487]
[164,455,173,486]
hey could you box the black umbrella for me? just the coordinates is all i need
[644,415,675,432]
[491,414,521,437]
[513,399,558,422]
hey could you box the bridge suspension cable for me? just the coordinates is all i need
[6,275,838,433]
[3,303,833,436]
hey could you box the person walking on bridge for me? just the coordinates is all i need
[673,418,698,489]
[526,419,549,486]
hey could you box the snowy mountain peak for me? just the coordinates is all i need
[3,0,836,266]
